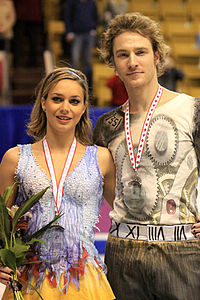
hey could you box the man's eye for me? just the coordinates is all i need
[136,51,145,55]
[118,53,128,57]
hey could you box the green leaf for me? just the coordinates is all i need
[0,248,16,272]
[0,232,4,245]
[16,255,27,268]
[26,238,46,245]
[3,182,20,205]
[9,239,30,268]
[28,283,45,300]
[11,242,30,259]
[21,259,43,265]
[25,213,63,242]
[0,194,10,246]
[0,183,20,247]
[20,278,45,300]
[12,187,49,232]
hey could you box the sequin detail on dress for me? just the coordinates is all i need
[15,144,105,293]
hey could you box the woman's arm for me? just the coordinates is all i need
[0,147,20,285]
[0,147,19,207]
[97,146,116,208]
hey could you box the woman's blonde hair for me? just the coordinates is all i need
[27,67,93,145]
[99,12,170,77]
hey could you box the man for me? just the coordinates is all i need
[64,0,98,89]
[93,12,200,300]
[158,54,184,92]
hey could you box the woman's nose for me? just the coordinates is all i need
[60,100,70,113]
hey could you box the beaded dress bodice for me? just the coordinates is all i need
[15,144,104,291]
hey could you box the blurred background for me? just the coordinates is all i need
[0,0,200,108]
[1,0,200,297]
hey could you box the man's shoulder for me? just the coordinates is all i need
[95,106,124,127]
[93,106,124,146]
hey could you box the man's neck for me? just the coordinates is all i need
[127,83,159,114]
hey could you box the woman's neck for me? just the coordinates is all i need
[44,131,76,152]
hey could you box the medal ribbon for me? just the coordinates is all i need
[42,136,77,215]
[125,85,163,171]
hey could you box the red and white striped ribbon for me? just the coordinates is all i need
[42,136,77,215]
[125,85,163,171]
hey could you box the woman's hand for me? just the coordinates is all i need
[0,266,13,286]
[191,214,200,238]
[0,266,21,286]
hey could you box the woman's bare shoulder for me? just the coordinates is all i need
[0,147,20,176]
[1,146,19,165]
[0,147,20,197]
[96,145,115,175]
[97,145,111,159]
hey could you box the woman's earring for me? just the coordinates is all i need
[43,108,46,113]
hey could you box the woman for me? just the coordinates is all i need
[0,67,116,299]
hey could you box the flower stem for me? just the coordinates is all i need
[13,273,24,300]
[2,232,8,248]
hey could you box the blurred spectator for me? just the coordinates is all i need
[0,0,16,51]
[103,0,128,28]
[0,0,16,104]
[64,0,98,89]
[106,74,128,106]
[158,55,185,92]
[12,0,44,67]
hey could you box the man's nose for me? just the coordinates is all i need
[128,53,137,68]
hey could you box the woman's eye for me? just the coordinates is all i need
[70,99,80,104]
[52,97,62,102]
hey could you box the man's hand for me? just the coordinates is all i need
[66,32,74,43]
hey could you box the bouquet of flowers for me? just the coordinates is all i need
[0,183,61,300]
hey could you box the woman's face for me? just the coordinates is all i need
[41,79,86,135]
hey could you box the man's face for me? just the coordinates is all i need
[113,31,159,90]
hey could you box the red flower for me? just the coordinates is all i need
[16,220,28,230]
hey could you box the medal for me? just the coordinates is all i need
[50,223,65,230]
[128,174,142,204]
[39,225,65,263]
[124,176,144,213]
